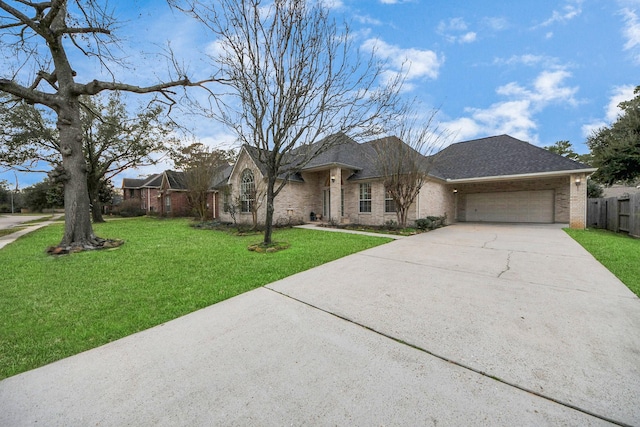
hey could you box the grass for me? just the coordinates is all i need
[0,217,392,380]
[565,228,640,297]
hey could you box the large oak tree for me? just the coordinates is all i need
[0,0,216,250]
[0,92,177,223]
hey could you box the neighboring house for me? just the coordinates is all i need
[121,177,146,201]
[122,174,162,213]
[121,166,233,219]
[217,134,596,229]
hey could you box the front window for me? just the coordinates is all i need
[359,183,371,213]
[223,187,231,213]
[165,195,171,213]
[241,169,255,213]
[385,189,396,213]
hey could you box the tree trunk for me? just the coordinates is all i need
[397,205,408,228]
[263,177,276,245]
[58,101,103,248]
[91,197,105,223]
[88,182,105,223]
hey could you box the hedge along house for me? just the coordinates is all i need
[218,133,596,229]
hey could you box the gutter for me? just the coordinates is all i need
[444,168,598,184]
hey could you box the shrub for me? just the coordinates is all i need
[384,220,399,230]
[116,199,146,217]
[275,216,305,228]
[415,215,446,231]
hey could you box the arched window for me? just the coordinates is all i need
[240,169,255,213]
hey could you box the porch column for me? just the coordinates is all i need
[330,167,342,223]
[569,173,587,229]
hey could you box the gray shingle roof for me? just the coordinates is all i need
[143,134,595,189]
[121,178,146,188]
[430,135,593,180]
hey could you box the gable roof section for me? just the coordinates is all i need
[431,135,596,181]
[160,170,187,190]
[211,164,233,189]
[238,134,373,182]
[297,133,365,172]
[141,173,162,188]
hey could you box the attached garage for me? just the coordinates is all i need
[465,190,555,223]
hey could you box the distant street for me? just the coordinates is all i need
[0,214,50,230]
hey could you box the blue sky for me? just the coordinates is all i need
[1,0,638,189]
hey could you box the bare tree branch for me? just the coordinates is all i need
[175,0,403,244]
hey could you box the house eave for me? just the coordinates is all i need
[444,168,598,184]
[301,162,361,173]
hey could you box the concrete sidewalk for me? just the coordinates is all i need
[1,223,638,426]
[0,214,63,249]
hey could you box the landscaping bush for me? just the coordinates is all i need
[275,216,305,228]
[415,215,446,231]
[116,199,146,217]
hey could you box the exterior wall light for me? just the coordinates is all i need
[453,188,458,193]
[331,175,336,183]
[575,177,581,186]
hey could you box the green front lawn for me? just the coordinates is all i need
[565,228,640,297]
[0,217,392,380]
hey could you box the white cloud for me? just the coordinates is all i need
[362,38,443,86]
[437,17,478,44]
[620,8,640,63]
[321,0,344,9]
[355,14,382,26]
[482,17,509,31]
[379,0,415,4]
[440,70,578,144]
[494,54,558,67]
[459,32,477,43]
[538,1,583,27]
[581,85,636,136]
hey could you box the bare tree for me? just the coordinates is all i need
[171,142,234,221]
[0,1,217,251]
[174,0,402,245]
[372,110,448,227]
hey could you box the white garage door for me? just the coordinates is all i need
[465,190,555,223]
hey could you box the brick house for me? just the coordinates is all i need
[122,167,232,218]
[217,134,596,229]
[121,174,162,213]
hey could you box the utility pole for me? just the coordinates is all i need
[11,172,18,214]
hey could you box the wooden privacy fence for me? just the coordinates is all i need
[587,193,640,238]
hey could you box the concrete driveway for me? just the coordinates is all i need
[1,223,638,426]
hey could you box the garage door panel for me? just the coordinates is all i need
[466,190,554,223]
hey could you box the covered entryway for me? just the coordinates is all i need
[465,190,555,223]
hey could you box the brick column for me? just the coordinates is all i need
[569,173,587,229]
[330,167,342,223]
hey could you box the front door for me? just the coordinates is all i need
[323,189,330,219]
